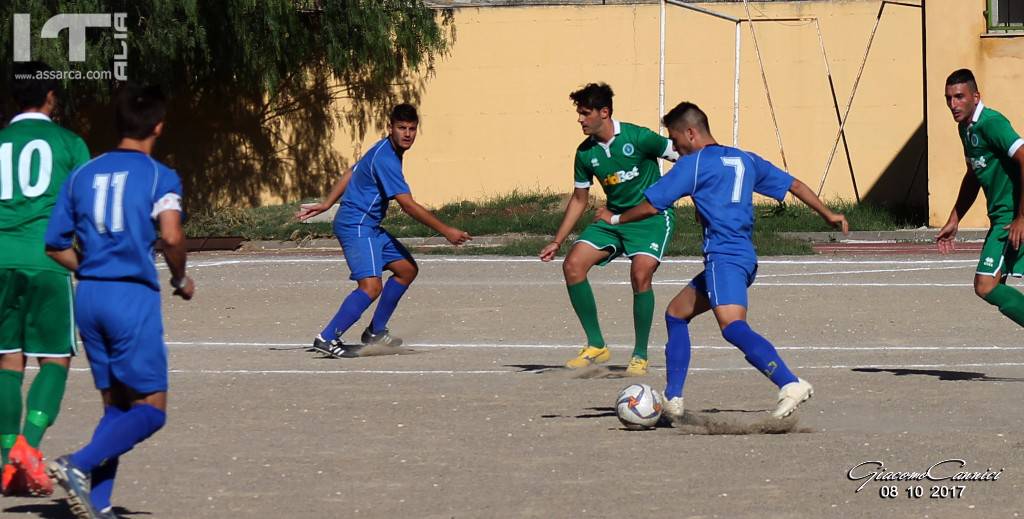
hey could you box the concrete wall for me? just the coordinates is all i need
[926,0,1024,227]
[309,1,926,212]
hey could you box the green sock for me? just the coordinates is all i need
[983,284,1024,327]
[0,369,24,465]
[567,279,605,347]
[23,363,67,448]
[632,290,655,360]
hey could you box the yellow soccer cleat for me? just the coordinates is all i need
[625,357,649,376]
[565,346,611,369]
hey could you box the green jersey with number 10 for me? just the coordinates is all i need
[574,120,676,214]
[959,102,1024,224]
[0,113,90,272]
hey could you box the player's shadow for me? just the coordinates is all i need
[852,367,1024,382]
[699,407,770,414]
[506,364,565,374]
[4,502,150,518]
[505,364,630,378]
[540,406,617,419]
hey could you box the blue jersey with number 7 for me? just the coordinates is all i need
[44,150,183,290]
[644,144,793,264]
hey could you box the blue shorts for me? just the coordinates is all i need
[75,280,168,394]
[335,226,415,281]
[690,258,758,308]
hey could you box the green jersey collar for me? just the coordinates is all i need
[592,119,621,154]
[971,101,985,125]
[10,112,52,124]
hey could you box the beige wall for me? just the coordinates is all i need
[322,1,925,211]
[926,0,1024,227]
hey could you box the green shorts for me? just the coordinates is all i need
[0,268,77,357]
[575,209,674,265]
[976,223,1024,277]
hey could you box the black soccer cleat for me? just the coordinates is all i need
[360,326,403,347]
[47,456,98,519]
[311,335,361,358]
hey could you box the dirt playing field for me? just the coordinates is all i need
[3,250,1023,518]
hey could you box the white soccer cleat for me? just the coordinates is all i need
[663,396,684,420]
[772,378,813,419]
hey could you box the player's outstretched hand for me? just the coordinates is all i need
[828,213,849,235]
[295,202,328,221]
[935,221,959,254]
[539,241,561,262]
[1004,216,1024,250]
[594,206,614,224]
[444,227,472,246]
[173,276,195,300]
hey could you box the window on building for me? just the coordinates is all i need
[988,0,1024,32]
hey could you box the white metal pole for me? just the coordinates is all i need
[659,0,667,171]
[733,21,741,146]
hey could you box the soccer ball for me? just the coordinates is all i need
[615,383,663,430]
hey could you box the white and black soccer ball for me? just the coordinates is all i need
[615,383,663,430]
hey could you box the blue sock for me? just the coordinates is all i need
[370,278,409,333]
[721,320,798,388]
[69,404,166,473]
[89,406,125,511]
[320,289,374,339]
[664,314,692,399]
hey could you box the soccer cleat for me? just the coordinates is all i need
[47,456,97,519]
[2,463,26,496]
[565,346,611,369]
[771,378,814,419]
[624,357,649,376]
[96,507,121,519]
[663,396,685,420]
[8,435,53,496]
[361,326,403,347]
[311,335,361,359]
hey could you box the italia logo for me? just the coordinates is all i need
[622,143,635,157]
[984,257,995,267]
[590,158,600,168]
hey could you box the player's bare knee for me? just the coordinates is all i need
[358,278,383,299]
[630,273,652,292]
[562,257,588,283]
[974,276,998,299]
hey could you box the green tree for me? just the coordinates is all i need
[0,0,453,206]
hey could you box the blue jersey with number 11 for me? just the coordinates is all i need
[45,150,183,291]
[644,144,793,264]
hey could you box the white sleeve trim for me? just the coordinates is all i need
[574,181,592,189]
[151,193,182,219]
[662,141,679,161]
[1008,138,1024,158]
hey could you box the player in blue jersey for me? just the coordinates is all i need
[596,102,848,420]
[296,104,471,357]
[43,85,192,519]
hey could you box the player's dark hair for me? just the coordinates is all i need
[390,103,419,124]
[11,61,60,111]
[662,101,710,134]
[570,83,614,116]
[945,68,978,92]
[115,84,166,140]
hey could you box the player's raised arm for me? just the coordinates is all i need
[936,167,981,253]
[788,179,848,235]
[540,187,590,261]
[393,193,471,245]
[296,166,354,221]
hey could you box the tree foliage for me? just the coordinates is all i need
[0,0,454,206]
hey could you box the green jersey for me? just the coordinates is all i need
[0,113,90,272]
[574,120,677,213]
[959,102,1024,224]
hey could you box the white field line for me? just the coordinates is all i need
[166,257,979,269]
[47,361,1024,376]
[756,265,967,278]
[166,340,1024,352]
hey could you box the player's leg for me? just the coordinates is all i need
[974,231,1024,326]
[562,235,614,368]
[364,233,417,346]
[661,277,712,419]
[625,254,658,375]
[315,232,386,356]
[707,261,810,418]
[0,269,27,474]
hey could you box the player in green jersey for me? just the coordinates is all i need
[937,68,1024,327]
[0,62,90,495]
[539,83,678,376]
